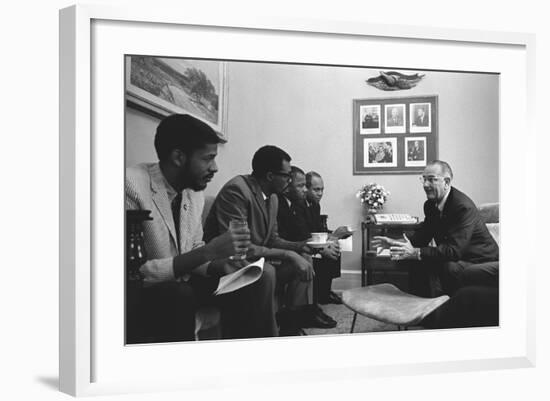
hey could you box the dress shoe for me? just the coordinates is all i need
[279,325,308,336]
[314,304,337,326]
[278,305,336,330]
[306,312,336,329]
[303,305,336,329]
[327,291,343,304]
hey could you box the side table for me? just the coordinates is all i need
[360,220,422,288]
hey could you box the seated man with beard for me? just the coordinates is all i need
[125,114,277,342]
[204,146,333,335]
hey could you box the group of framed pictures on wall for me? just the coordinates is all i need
[353,95,438,174]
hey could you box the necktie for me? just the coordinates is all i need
[265,195,271,210]
[172,192,182,252]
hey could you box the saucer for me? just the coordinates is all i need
[307,241,330,248]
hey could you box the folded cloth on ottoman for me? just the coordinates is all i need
[342,283,450,326]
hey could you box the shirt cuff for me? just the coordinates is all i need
[139,258,175,285]
[192,262,211,277]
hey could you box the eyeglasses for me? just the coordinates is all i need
[419,175,446,184]
[271,171,293,182]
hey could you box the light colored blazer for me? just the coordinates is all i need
[125,163,206,284]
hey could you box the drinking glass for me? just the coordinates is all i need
[229,219,248,260]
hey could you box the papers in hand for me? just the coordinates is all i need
[339,237,353,252]
[214,257,265,296]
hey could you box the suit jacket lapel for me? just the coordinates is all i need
[243,175,270,226]
[149,164,178,249]
[265,193,277,238]
[440,187,455,220]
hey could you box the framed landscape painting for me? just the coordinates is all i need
[126,56,228,138]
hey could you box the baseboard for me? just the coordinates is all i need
[341,269,361,275]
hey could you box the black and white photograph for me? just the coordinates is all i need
[405,137,427,166]
[124,55,498,347]
[363,138,397,167]
[410,102,431,132]
[360,104,381,134]
[353,96,437,174]
[384,104,406,133]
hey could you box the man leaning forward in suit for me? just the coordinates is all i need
[372,160,499,297]
[204,145,333,335]
[125,114,277,342]
[276,166,339,329]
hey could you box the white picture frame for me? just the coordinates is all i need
[360,104,381,134]
[410,102,432,133]
[405,137,428,167]
[384,103,406,133]
[59,4,536,397]
[363,137,398,167]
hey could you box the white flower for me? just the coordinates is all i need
[357,182,389,211]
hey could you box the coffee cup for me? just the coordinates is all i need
[311,232,328,243]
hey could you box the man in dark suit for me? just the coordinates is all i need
[373,160,499,296]
[413,106,429,127]
[387,107,403,126]
[305,171,353,304]
[362,110,379,129]
[276,166,339,327]
[407,140,423,161]
[276,166,311,242]
[204,146,333,334]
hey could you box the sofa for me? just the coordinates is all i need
[478,202,500,245]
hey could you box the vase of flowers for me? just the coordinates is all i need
[356,183,390,217]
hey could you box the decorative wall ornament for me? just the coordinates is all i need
[366,71,425,91]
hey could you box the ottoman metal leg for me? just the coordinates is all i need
[350,312,358,333]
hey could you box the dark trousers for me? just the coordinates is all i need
[129,275,217,344]
[421,286,499,328]
[408,259,499,297]
[312,257,340,303]
[127,264,278,344]
[219,262,278,339]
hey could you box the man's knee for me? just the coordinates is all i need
[436,261,469,295]
[144,281,194,301]
[163,281,198,312]
[462,261,499,287]
[440,261,466,277]
[257,262,276,292]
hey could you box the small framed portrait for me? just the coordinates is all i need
[384,104,406,133]
[364,137,398,167]
[410,102,431,132]
[405,137,427,167]
[359,104,381,134]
